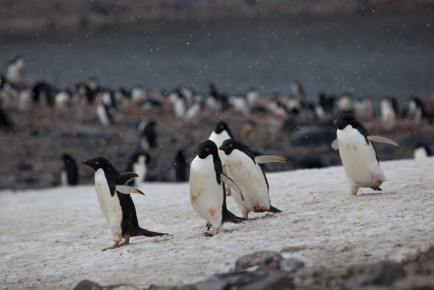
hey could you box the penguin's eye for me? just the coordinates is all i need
[95,161,99,165]
[205,148,209,151]
[229,144,233,147]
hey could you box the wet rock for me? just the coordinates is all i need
[290,126,335,147]
[234,250,283,271]
[293,266,334,288]
[186,269,293,290]
[343,261,407,290]
[280,258,305,273]
[73,280,102,290]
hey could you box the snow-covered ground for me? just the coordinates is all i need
[1,158,433,289]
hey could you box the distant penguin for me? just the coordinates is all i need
[189,140,245,236]
[96,103,113,126]
[125,152,151,186]
[407,97,425,124]
[137,120,157,150]
[61,154,79,186]
[331,113,399,195]
[83,157,167,250]
[208,120,234,164]
[380,97,398,131]
[336,93,353,113]
[315,93,335,122]
[172,150,187,182]
[0,105,14,130]
[353,97,374,121]
[6,54,26,87]
[32,81,56,106]
[219,139,287,218]
[168,89,187,118]
[413,144,432,160]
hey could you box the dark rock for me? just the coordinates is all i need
[343,261,407,290]
[290,126,335,147]
[73,280,102,290]
[235,251,283,271]
[280,258,305,273]
[187,269,293,290]
[293,266,335,288]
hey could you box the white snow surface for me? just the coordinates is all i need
[1,158,433,289]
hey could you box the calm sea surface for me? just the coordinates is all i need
[1,12,434,104]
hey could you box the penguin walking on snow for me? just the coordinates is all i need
[83,157,167,250]
[61,154,79,186]
[189,140,245,236]
[331,113,399,195]
[219,139,287,218]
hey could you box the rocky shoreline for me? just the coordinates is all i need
[74,247,434,290]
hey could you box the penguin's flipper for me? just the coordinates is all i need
[331,139,339,150]
[220,173,244,201]
[255,154,288,164]
[116,172,139,185]
[116,185,145,195]
[367,135,400,147]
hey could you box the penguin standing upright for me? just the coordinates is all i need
[209,120,234,194]
[331,113,399,195]
[189,140,245,236]
[125,152,151,186]
[61,154,79,186]
[219,139,287,218]
[172,150,187,182]
[137,120,157,150]
[83,157,167,250]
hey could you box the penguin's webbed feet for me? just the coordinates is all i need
[206,223,212,230]
[102,242,120,251]
[203,229,219,237]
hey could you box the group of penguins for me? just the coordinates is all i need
[82,114,403,250]
[2,55,434,134]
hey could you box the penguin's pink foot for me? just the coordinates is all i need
[119,236,130,247]
[204,228,219,237]
[102,242,120,251]
[206,223,212,230]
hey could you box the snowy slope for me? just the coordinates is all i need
[0,158,433,289]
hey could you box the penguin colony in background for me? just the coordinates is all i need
[0,55,428,247]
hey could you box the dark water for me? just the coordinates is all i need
[1,12,434,103]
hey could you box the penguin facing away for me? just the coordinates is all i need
[219,139,287,218]
[83,157,167,250]
[61,154,79,186]
[189,140,245,236]
[331,113,399,195]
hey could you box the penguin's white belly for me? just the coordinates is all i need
[189,157,223,228]
[224,154,270,213]
[337,129,385,188]
[95,169,123,240]
[132,162,146,186]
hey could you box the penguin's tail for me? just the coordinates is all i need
[132,227,169,237]
[268,205,282,213]
[223,210,247,224]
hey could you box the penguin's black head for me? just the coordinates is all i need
[195,140,218,159]
[63,154,76,165]
[219,139,250,156]
[214,120,230,134]
[83,157,111,171]
[334,113,359,130]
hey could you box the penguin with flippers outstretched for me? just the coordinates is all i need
[83,157,168,250]
[331,113,399,195]
[219,139,287,218]
[189,140,245,236]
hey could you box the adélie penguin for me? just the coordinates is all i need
[83,157,168,250]
[219,139,287,218]
[189,140,246,236]
[331,113,399,195]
